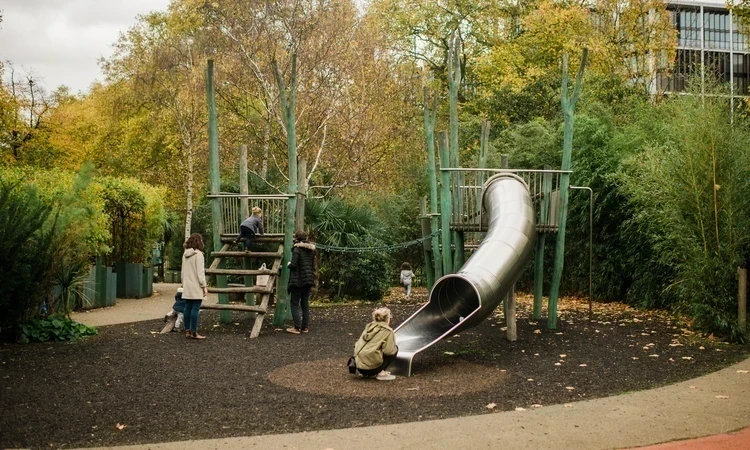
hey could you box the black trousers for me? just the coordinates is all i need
[236,225,254,249]
[358,349,399,376]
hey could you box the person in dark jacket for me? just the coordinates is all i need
[235,206,264,250]
[286,230,316,334]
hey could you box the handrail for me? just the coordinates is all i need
[209,193,294,199]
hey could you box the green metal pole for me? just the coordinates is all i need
[438,131,453,275]
[548,50,588,329]
[206,59,230,323]
[448,36,465,271]
[272,55,298,327]
[424,88,442,282]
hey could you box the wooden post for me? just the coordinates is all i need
[507,284,517,341]
[206,59,230,323]
[424,88,442,282]
[448,36,465,272]
[438,131,453,275]
[239,144,255,310]
[272,55,298,327]
[296,159,307,232]
[533,168,552,320]
[740,267,747,334]
[420,198,435,288]
[548,49,588,330]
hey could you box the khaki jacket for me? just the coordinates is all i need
[181,249,206,300]
[354,321,397,370]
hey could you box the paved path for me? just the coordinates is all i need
[72,288,750,450]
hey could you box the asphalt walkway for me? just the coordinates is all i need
[73,284,750,450]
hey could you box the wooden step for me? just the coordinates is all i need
[206,268,278,276]
[220,234,285,243]
[201,303,267,313]
[211,251,283,258]
[207,286,273,294]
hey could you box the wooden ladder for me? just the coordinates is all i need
[202,234,284,338]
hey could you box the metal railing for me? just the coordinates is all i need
[207,193,293,235]
[441,168,571,232]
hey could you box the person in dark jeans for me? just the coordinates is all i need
[286,230,317,334]
[235,206,264,250]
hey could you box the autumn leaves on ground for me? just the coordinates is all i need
[1,289,747,449]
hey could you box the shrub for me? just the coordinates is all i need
[0,180,56,340]
[18,314,97,343]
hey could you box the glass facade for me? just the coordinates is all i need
[661,3,750,98]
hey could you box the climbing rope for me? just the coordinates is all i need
[316,231,440,253]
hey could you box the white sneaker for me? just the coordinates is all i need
[376,371,396,381]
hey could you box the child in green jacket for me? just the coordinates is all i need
[353,307,398,381]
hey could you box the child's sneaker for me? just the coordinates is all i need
[286,327,301,334]
[376,371,396,381]
[301,328,309,333]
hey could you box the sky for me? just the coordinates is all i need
[0,0,171,95]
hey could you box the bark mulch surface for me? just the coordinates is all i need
[1,291,748,449]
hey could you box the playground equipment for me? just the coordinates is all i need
[391,173,536,376]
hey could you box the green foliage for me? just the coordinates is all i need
[18,314,98,343]
[306,197,392,300]
[0,180,56,340]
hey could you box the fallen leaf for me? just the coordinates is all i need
[564,404,573,408]
[699,346,705,350]
[715,395,730,399]
[565,386,575,391]
[234,323,240,326]
[115,423,126,431]
[212,324,220,328]
[444,352,455,356]
[560,354,567,358]
[649,354,659,358]
[579,364,587,367]
[689,386,696,389]
[515,407,526,411]
[737,370,749,374]
[527,378,534,382]
[555,332,563,335]
[682,356,693,360]
[533,329,541,334]
[534,353,540,356]
[531,404,543,408]
[554,362,562,366]
[632,357,639,360]
[486,403,497,409]
[406,387,419,391]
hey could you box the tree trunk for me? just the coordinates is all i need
[184,140,194,240]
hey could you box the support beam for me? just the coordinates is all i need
[272,55,298,326]
[296,159,307,232]
[549,49,588,330]
[420,197,435,288]
[438,131,453,275]
[533,168,553,320]
[206,59,229,323]
[240,144,254,308]
[423,88,442,283]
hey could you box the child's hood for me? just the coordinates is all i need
[184,248,201,258]
[294,242,316,251]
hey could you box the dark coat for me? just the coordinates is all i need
[288,242,316,288]
[240,215,264,235]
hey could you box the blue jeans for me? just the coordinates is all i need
[183,299,202,332]
[289,286,311,329]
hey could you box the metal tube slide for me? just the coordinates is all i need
[390,173,537,376]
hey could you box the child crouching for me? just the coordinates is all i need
[163,287,186,332]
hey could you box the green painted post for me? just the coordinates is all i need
[438,131,453,275]
[448,36,465,271]
[533,168,553,320]
[272,55,298,327]
[206,59,230,323]
[548,50,588,329]
[423,88,442,282]
[419,197,435,288]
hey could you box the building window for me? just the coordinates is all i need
[704,9,730,50]
[673,7,701,49]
